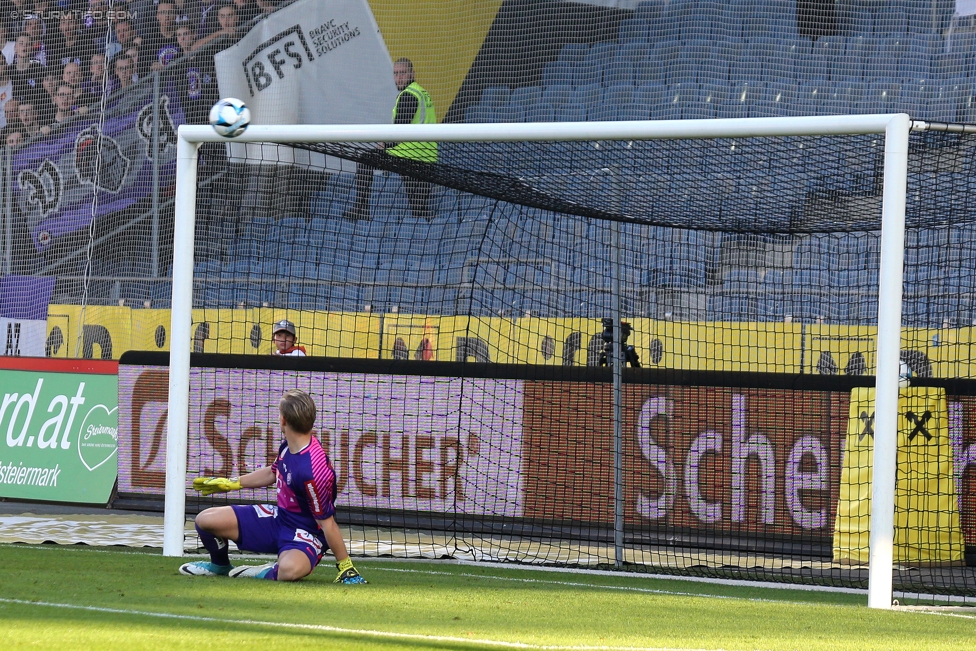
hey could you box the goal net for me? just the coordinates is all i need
[115,115,976,605]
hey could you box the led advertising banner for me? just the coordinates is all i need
[0,358,118,503]
[116,359,976,545]
[117,365,524,516]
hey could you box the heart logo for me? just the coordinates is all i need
[77,404,119,472]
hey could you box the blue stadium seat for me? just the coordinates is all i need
[940,79,971,108]
[831,51,864,81]
[588,104,618,121]
[572,82,602,106]
[510,86,543,106]
[482,85,510,108]
[308,215,329,241]
[722,268,761,291]
[697,57,730,85]
[794,51,829,82]
[681,99,713,120]
[786,296,827,323]
[880,35,910,58]
[618,17,648,43]
[780,37,812,59]
[603,58,634,86]
[765,45,795,80]
[680,16,712,41]
[524,102,555,122]
[542,84,573,105]
[542,61,574,86]
[603,84,634,106]
[732,55,763,82]
[464,104,491,123]
[647,15,676,42]
[495,104,525,122]
[229,240,260,262]
[652,83,696,120]
[618,42,652,62]
[310,192,332,218]
[899,79,938,112]
[899,52,932,83]
[618,102,651,120]
[847,35,877,60]
[858,80,900,113]
[635,0,663,23]
[577,43,615,85]
[718,81,762,119]
[796,82,832,115]
[682,39,711,58]
[832,80,865,113]
[932,53,967,81]
[759,82,796,117]
[701,82,729,112]
[948,32,976,56]
[667,58,698,85]
[763,269,791,289]
[818,34,848,57]
[590,41,618,61]
[902,296,931,327]
[575,58,603,86]
[634,58,666,85]
[909,33,942,55]
[558,43,589,64]
[330,285,361,312]
[875,6,908,35]
[743,14,772,41]
[275,216,304,244]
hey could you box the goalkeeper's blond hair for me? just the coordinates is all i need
[279,389,316,433]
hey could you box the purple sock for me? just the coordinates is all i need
[263,564,279,580]
[195,523,230,567]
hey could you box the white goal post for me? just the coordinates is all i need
[167,114,911,609]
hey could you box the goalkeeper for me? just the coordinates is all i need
[179,389,366,584]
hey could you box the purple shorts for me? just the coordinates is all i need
[231,504,328,569]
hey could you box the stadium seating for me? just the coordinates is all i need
[78,0,970,328]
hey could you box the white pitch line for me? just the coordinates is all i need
[455,560,869,595]
[371,567,976,611]
[367,567,830,606]
[0,597,736,651]
[902,610,976,621]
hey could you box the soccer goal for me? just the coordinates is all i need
[142,113,976,609]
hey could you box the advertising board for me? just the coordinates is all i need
[0,358,118,503]
[116,359,976,545]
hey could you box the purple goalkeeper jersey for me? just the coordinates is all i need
[270,437,337,531]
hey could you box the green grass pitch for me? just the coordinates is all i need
[1,544,973,650]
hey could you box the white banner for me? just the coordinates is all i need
[214,0,398,125]
[958,0,976,17]
[0,319,47,357]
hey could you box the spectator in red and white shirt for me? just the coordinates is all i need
[271,320,307,356]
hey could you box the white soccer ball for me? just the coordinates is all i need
[209,98,251,138]
[898,360,912,389]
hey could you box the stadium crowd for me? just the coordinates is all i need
[0,0,277,146]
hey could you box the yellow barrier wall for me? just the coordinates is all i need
[46,305,976,377]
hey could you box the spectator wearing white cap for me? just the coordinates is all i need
[271,319,306,356]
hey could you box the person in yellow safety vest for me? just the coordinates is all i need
[344,57,437,221]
